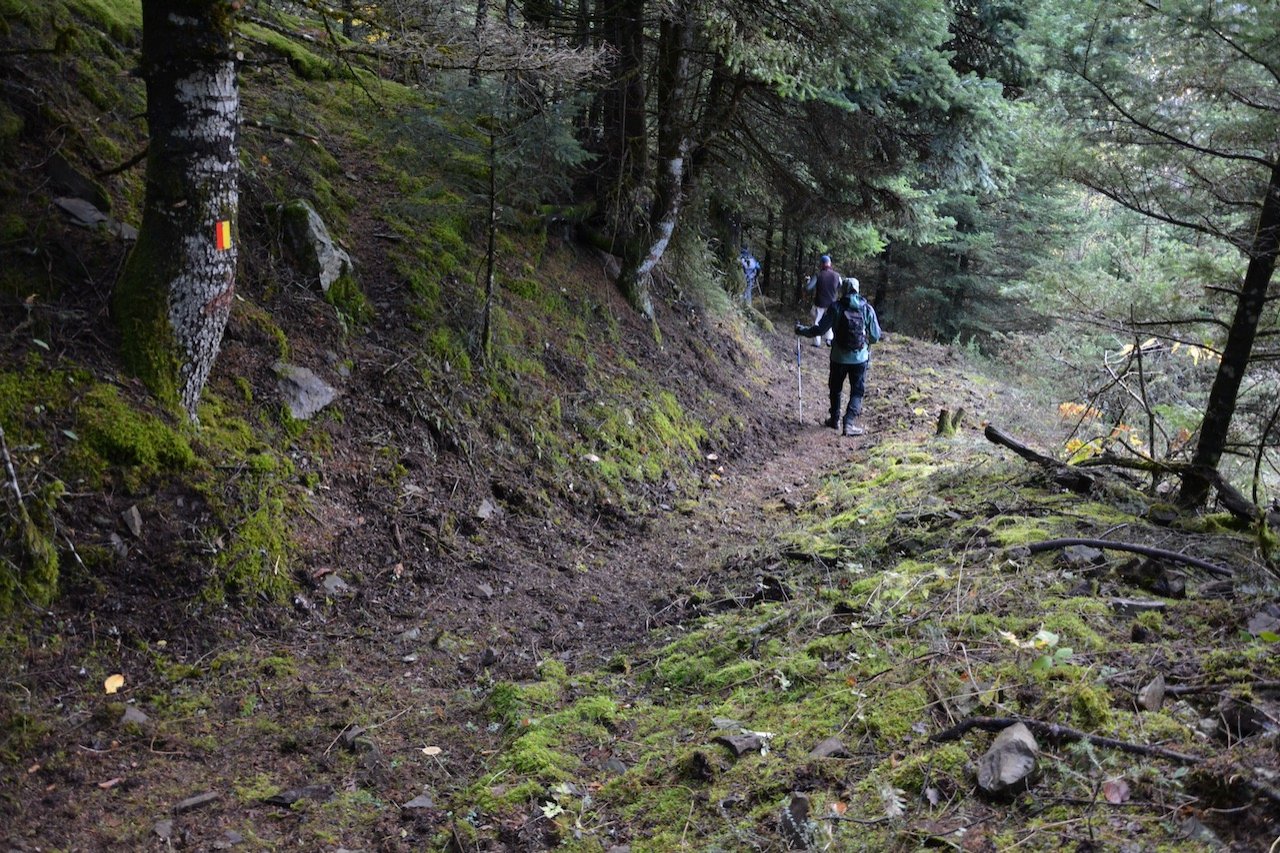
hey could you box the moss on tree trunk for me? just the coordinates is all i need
[113,0,241,419]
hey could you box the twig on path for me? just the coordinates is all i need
[1024,537,1233,578]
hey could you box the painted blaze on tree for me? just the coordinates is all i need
[113,1,240,418]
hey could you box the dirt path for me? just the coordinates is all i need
[538,328,915,673]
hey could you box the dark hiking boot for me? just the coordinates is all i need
[822,416,839,429]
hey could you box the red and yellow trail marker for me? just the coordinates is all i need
[214,220,232,250]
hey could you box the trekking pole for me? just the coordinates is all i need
[795,339,803,422]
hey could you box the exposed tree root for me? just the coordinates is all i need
[1024,537,1233,578]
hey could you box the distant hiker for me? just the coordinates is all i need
[794,276,881,435]
[740,247,761,306]
[803,254,840,347]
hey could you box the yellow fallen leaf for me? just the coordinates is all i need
[104,674,125,695]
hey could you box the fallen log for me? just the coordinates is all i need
[983,425,1095,493]
[984,427,1265,527]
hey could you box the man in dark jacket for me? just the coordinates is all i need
[804,254,840,347]
[795,276,882,435]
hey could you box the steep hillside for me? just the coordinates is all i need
[0,0,784,623]
[2,4,1279,852]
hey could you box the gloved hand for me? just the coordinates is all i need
[794,322,806,335]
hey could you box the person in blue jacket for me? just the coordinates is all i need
[795,276,881,435]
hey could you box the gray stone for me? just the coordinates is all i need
[476,582,494,599]
[173,791,220,814]
[53,196,107,227]
[1137,675,1166,712]
[712,733,765,757]
[1180,815,1224,847]
[322,573,351,595]
[808,737,850,759]
[402,792,435,810]
[279,199,354,293]
[976,722,1039,796]
[274,361,338,420]
[604,757,628,775]
[1247,606,1280,637]
[476,498,501,521]
[1059,545,1104,568]
[154,819,174,840]
[1145,504,1180,526]
[339,725,369,750]
[121,505,143,538]
[120,705,149,726]
[1152,570,1186,599]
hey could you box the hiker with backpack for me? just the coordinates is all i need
[803,254,840,347]
[794,276,882,435]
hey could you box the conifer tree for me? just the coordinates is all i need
[1037,0,1280,508]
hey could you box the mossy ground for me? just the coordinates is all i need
[429,399,1278,851]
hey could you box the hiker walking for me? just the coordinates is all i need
[794,276,881,435]
[803,254,840,347]
[740,246,761,306]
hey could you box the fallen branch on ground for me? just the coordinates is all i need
[929,715,1280,807]
[983,425,1095,492]
[929,715,1202,763]
[1161,680,1280,696]
[1082,453,1262,524]
[1024,537,1233,578]
[984,426,1265,527]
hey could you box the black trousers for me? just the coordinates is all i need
[829,361,867,423]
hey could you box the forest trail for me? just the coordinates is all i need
[533,323,971,672]
[1,319,991,852]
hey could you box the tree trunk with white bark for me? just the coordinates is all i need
[113,0,241,419]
